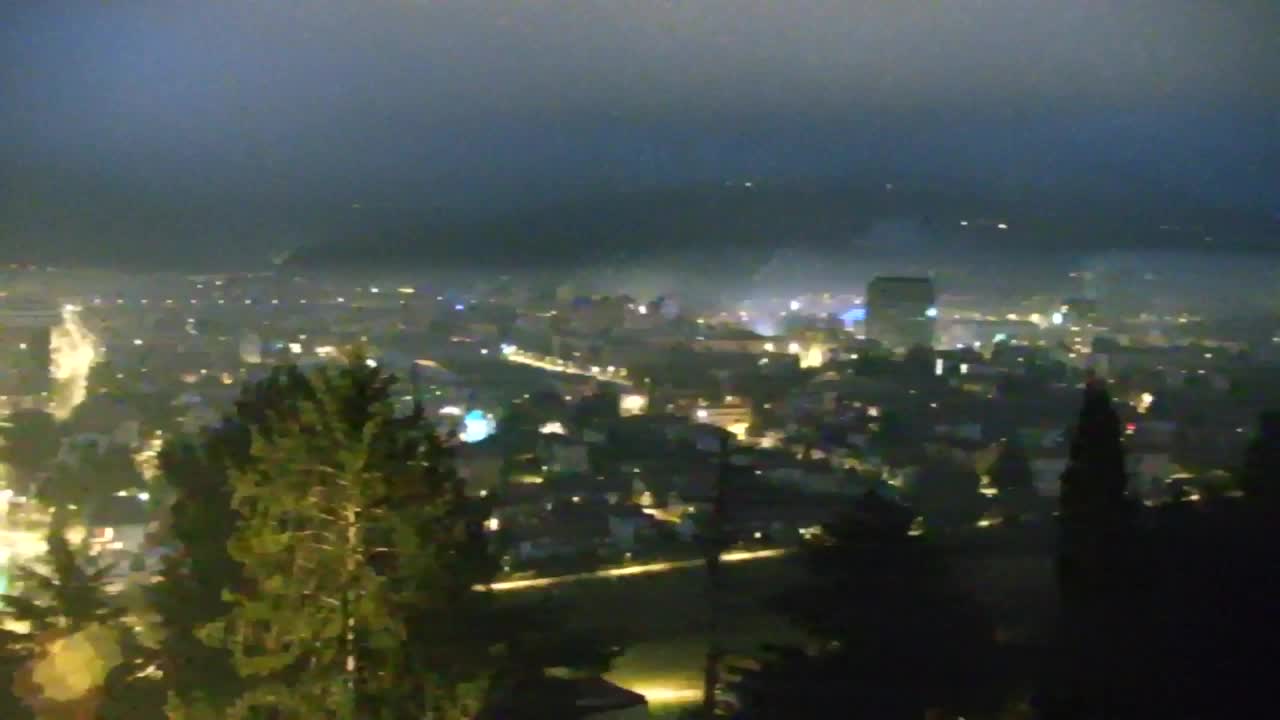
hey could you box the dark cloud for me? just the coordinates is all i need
[1,1,1277,265]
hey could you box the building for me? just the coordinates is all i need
[866,276,936,351]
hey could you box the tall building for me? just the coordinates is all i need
[866,276,936,350]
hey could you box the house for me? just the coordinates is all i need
[744,450,860,496]
[607,504,656,551]
[538,435,591,475]
[508,503,609,563]
[84,494,152,557]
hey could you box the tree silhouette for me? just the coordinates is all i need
[1051,377,1145,718]
[901,344,937,379]
[1,523,123,638]
[734,491,1001,719]
[0,521,159,720]
[990,436,1038,521]
[0,409,60,489]
[1059,378,1129,520]
[197,354,509,719]
[39,444,145,526]
[151,363,318,719]
[909,454,987,531]
[1239,410,1280,504]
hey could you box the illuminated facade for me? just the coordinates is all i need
[866,276,936,351]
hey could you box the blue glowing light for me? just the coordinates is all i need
[839,307,867,327]
[460,409,496,443]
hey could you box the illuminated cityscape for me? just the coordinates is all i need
[0,2,1276,718]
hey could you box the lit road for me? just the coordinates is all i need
[483,546,798,714]
[482,548,790,592]
[500,347,633,387]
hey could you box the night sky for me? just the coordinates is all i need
[2,1,1278,266]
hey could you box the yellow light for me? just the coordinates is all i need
[632,687,702,704]
[538,421,566,435]
[481,548,787,592]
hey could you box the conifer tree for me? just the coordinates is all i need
[152,365,311,719]
[1052,376,1144,717]
[198,354,496,719]
[1,522,158,720]
[1240,410,1280,503]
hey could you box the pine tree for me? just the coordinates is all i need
[1240,410,1280,503]
[1,522,124,637]
[1052,376,1145,717]
[198,354,497,719]
[152,365,311,719]
[0,521,159,720]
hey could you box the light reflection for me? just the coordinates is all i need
[482,548,788,592]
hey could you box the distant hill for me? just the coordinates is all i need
[285,182,1278,274]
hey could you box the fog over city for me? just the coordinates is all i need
[0,3,1277,719]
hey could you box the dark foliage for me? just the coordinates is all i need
[733,491,1002,719]
[0,409,60,483]
[908,455,987,531]
[1239,410,1280,503]
[149,365,313,714]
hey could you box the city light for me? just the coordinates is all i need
[460,409,496,443]
[925,306,939,318]
[482,548,789,592]
[51,304,97,420]
[1051,312,1065,325]
[633,687,702,704]
[1137,392,1155,414]
[619,394,648,416]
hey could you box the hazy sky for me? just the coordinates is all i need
[2,1,1278,264]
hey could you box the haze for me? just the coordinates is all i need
[3,1,1278,267]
